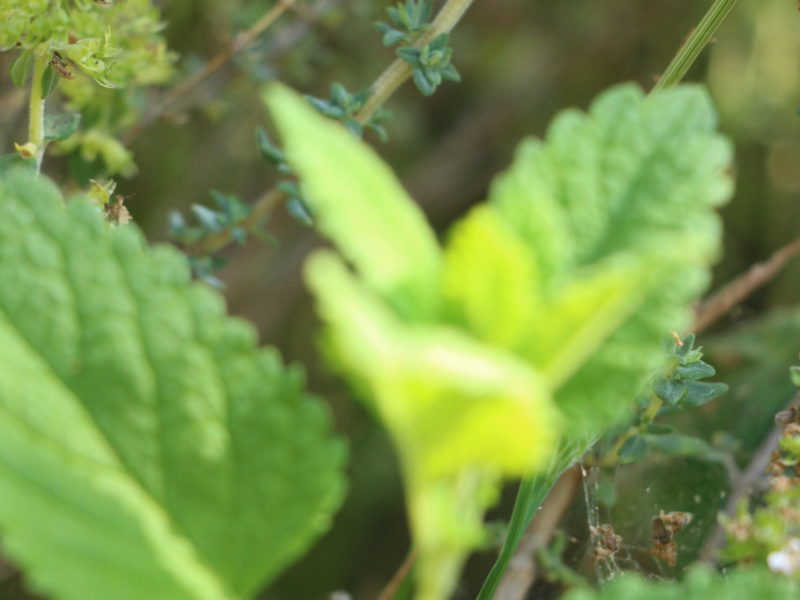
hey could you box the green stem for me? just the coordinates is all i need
[408,469,485,600]
[599,396,663,468]
[28,48,50,172]
[651,0,738,94]
[356,0,477,123]
[191,0,478,256]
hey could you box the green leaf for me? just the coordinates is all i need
[255,127,286,165]
[790,365,800,388]
[646,423,674,435]
[9,49,34,88]
[478,85,731,598]
[676,333,697,356]
[522,258,649,388]
[440,205,540,350]
[647,433,715,458]
[381,27,407,46]
[287,197,314,226]
[412,67,436,96]
[0,172,346,600]
[305,251,559,481]
[564,567,798,600]
[397,46,422,66]
[305,249,560,600]
[490,84,731,431]
[680,380,728,407]
[654,377,688,405]
[674,360,716,380]
[44,113,81,142]
[263,84,441,320]
[265,83,732,600]
[617,435,648,464]
[40,63,60,98]
[0,154,36,176]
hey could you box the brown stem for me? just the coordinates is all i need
[694,236,800,333]
[129,0,296,141]
[191,188,283,255]
[492,467,581,600]
[376,550,417,600]
[698,393,800,563]
[187,0,478,256]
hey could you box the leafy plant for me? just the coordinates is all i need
[2,0,172,174]
[263,78,731,598]
[2,0,800,599]
[0,171,345,599]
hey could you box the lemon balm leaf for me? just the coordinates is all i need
[440,205,541,350]
[489,84,732,432]
[263,84,442,320]
[305,251,559,481]
[305,250,559,600]
[478,85,732,600]
[522,258,650,389]
[266,82,732,600]
[0,171,346,600]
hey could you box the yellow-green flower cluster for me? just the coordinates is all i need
[0,0,172,88]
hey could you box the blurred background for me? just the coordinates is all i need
[1,0,800,598]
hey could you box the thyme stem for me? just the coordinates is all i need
[192,0,478,255]
[356,0,477,123]
[599,396,663,468]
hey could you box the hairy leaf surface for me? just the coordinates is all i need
[489,84,731,431]
[0,172,345,600]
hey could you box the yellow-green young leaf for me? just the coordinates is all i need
[305,251,559,600]
[263,84,441,320]
[0,172,345,600]
[440,205,651,389]
[489,84,732,431]
[440,205,541,350]
[305,252,559,482]
[524,257,650,389]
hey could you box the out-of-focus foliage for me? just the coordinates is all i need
[0,0,172,87]
[2,1,800,599]
[485,85,731,433]
[267,83,560,600]
[265,80,731,599]
[0,170,345,600]
[719,371,800,575]
[2,0,174,177]
[55,1,173,177]
[564,567,798,600]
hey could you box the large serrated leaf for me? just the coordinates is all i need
[0,171,346,600]
[490,84,732,432]
[479,85,732,600]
